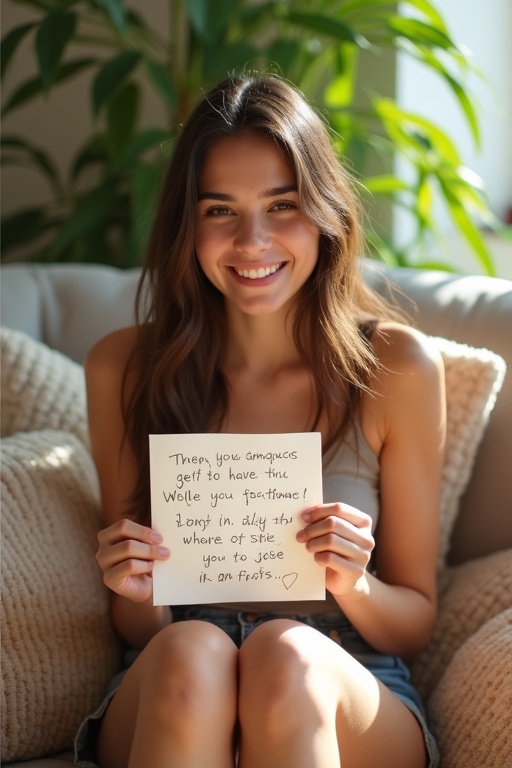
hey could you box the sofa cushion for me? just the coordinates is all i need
[0,327,88,444]
[433,336,506,565]
[410,548,512,700]
[428,608,512,768]
[0,430,121,763]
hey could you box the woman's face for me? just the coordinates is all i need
[195,131,320,317]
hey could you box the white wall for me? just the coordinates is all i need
[395,0,512,277]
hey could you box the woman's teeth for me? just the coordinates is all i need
[235,263,282,280]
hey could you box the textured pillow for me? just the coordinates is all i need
[410,548,512,700]
[0,430,121,763]
[428,609,512,768]
[0,326,88,444]
[432,336,506,565]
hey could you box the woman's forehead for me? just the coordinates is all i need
[198,132,296,194]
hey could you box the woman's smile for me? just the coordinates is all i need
[231,261,286,281]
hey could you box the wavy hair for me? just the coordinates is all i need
[125,73,396,522]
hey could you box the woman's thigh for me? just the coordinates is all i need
[97,620,238,768]
[238,619,429,768]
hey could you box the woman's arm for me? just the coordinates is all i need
[86,328,172,649]
[298,324,446,657]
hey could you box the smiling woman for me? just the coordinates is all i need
[77,73,444,768]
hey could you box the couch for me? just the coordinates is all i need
[1,262,511,768]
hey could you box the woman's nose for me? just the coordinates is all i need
[234,214,272,255]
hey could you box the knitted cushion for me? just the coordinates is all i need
[0,327,88,444]
[433,337,506,565]
[410,548,512,700]
[428,609,512,768]
[0,430,121,763]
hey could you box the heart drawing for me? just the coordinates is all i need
[282,572,298,590]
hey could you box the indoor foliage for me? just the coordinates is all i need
[1,0,495,272]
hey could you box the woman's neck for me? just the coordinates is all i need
[223,303,301,377]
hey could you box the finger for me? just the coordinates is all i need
[301,502,372,529]
[105,557,155,584]
[303,531,370,562]
[96,539,170,572]
[97,518,163,548]
[297,515,374,550]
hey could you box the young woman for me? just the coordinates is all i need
[76,73,445,768]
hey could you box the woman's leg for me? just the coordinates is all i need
[97,620,238,768]
[238,619,427,768]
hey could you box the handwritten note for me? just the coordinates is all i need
[150,433,324,605]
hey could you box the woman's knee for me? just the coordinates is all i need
[140,620,238,723]
[238,619,328,733]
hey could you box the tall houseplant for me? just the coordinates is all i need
[1,0,495,272]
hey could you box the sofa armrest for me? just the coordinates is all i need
[0,263,140,363]
[364,263,512,564]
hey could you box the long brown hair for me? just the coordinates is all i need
[125,73,396,522]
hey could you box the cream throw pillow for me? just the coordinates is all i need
[432,336,506,565]
[428,609,512,768]
[0,326,88,444]
[0,430,121,763]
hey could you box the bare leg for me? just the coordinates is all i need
[97,620,238,768]
[238,619,427,768]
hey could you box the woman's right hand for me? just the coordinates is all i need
[96,519,170,604]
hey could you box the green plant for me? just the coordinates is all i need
[1,0,496,272]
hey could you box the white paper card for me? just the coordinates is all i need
[150,432,324,605]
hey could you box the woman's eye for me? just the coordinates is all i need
[271,200,297,212]
[205,205,232,216]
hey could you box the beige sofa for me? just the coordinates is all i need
[1,262,511,767]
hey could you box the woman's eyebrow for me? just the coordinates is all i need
[258,184,297,199]
[197,191,233,202]
[198,184,297,202]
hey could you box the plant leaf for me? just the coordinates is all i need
[202,41,259,82]
[145,59,177,109]
[106,82,139,160]
[35,10,76,92]
[364,175,411,195]
[185,0,236,42]
[92,50,141,117]
[440,182,496,276]
[70,134,108,182]
[92,0,127,34]
[1,135,61,190]
[403,45,481,147]
[386,17,455,50]
[1,23,36,82]
[50,180,117,258]
[127,162,162,264]
[283,11,371,49]
[0,207,52,253]
[1,57,96,117]
[111,128,171,174]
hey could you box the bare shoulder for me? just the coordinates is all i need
[362,322,445,450]
[371,321,444,388]
[86,326,145,392]
[85,326,138,374]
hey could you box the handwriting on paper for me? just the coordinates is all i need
[150,433,324,606]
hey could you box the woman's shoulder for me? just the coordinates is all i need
[85,326,141,386]
[362,321,445,453]
[371,321,443,379]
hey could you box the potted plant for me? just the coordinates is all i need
[1,0,496,272]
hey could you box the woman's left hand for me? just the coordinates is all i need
[296,503,375,598]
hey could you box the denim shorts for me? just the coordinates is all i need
[75,606,439,767]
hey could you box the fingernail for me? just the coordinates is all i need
[151,532,163,543]
[296,529,305,542]
[158,546,170,557]
[301,511,311,522]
